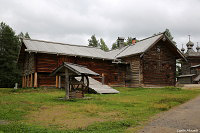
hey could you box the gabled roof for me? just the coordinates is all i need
[114,34,163,58]
[21,32,186,60]
[22,38,113,60]
[51,62,99,76]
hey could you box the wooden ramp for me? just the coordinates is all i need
[75,77,119,94]
[88,77,119,94]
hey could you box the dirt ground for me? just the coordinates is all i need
[139,95,200,133]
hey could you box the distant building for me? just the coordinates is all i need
[177,38,200,84]
[18,32,185,88]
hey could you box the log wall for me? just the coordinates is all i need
[35,53,127,87]
[142,40,176,86]
[23,53,35,75]
[182,58,200,75]
[123,55,143,87]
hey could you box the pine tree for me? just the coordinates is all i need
[0,22,21,87]
[100,38,109,51]
[88,35,100,47]
[111,42,118,50]
[18,32,31,39]
[25,32,30,39]
[165,29,176,44]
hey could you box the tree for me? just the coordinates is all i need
[18,32,31,39]
[111,42,118,50]
[24,32,30,39]
[100,38,109,51]
[88,35,100,47]
[165,29,176,44]
[0,22,21,87]
[126,37,132,46]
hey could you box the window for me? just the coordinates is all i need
[114,75,118,81]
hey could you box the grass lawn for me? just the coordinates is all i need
[0,87,200,133]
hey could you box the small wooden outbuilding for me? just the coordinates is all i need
[51,62,99,99]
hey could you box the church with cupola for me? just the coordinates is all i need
[177,37,200,84]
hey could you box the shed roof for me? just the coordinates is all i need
[191,64,200,68]
[194,74,200,82]
[51,62,99,76]
[177,74,196,78]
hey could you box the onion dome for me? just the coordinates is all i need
[181,44,185,53]
[181,47,185,53]
[196,45,200,52]
[186,41,194,49]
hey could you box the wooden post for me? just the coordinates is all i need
[30,73,33,87]
[65,69,69,100]
[34,72,38,88]
[22,76,24,88]
[56,75,59,88]
[59,76,61,89]
[102,73,105,85]
[24,76,27,87]
[28,75,30,87]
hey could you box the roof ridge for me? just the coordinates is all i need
[108,32,164,52]
[64,62,87,68]
[23,38,102,50]
[138,32,164,42]
[114,45,130,58]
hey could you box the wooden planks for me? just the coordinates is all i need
[142,41,176,86]
[35,53,127,87]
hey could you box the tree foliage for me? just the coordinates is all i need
[88,35,109,51]
[111,42,118,50]
[124,37,132,46]
[18,32,31,39]
[100,38,109,51]
[165,29,176,44]
[0,22,21,87]
[88,35,100,47]
[111,37,139,50]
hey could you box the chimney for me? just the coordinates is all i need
[117,37,125,48]
[132,38,136,45]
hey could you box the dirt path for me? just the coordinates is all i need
[139,96,200,133]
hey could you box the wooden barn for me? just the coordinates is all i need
[177,39,200,84]
[18,32,185,89]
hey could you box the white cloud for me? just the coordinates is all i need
[0,0,199,49]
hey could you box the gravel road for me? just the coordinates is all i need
[139,96,200,133]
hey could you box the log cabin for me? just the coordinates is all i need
[18,32,185,88]
[177,39,200,84]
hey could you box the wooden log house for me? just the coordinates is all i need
[18,32,185,88]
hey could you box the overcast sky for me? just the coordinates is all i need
[0,0,200,50]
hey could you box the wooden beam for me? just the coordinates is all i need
[22,76,24,88]
[65,69,69,100]
[56,75,59,88]
[34,72,38,88]
[59,76,61,89]
[24,76,27,87]
[27,75,29,87]
[30,73,33,87]
[102,73,105,85]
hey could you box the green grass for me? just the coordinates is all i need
[0,87,200,133]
